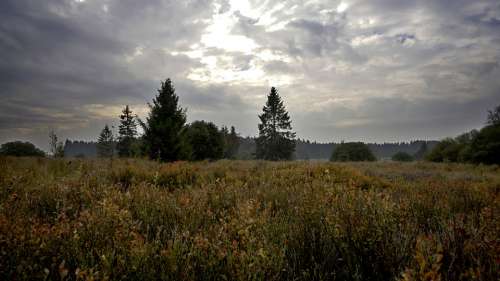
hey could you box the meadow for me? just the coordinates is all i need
[0,157,498,280]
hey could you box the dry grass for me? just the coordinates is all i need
[0,157,498,280]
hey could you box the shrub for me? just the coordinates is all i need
[330,142,376,162]
[0,141,45,157]
[392,152,414,162]
[185,121,224,161]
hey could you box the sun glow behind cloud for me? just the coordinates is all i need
[337,2,349,13]
[173,0,295,86]
[200,6,259,53]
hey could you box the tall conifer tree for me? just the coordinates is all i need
[256,87,296,160]
[117,105,137,157]
[142,78,188,162]
[227,126,240,158]
[97,125,114,158]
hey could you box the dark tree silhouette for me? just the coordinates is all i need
[427,130,478,163]
[117,105,138,157]
[256,87,296,160]
[0,141,45,157]
[141,78,188,162]
[487,105,500,126]
[330,142,376,162]
[97,125,114,158]
[470,124,500,164]
[185,121,224,161]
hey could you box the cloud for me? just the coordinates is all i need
[1,0,499,149]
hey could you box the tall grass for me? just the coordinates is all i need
[0,157,498,280]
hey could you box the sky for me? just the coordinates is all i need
[1,0,500,150]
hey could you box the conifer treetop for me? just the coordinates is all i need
[256,87,296,160]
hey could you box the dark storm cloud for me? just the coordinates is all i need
[1,0,500,149]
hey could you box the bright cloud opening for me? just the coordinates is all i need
[337,2,349,13]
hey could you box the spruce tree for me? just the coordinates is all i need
[97,125,114,158]
[221,126,230,157]
[117,105,137,157]
[142,78,188,162]
[228,126,240,158]
[256,87,296,160]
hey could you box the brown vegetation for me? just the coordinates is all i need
[0,157,498,280]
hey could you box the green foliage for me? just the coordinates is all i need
[97,124,115,158]
[185,120,224,161]
[0,159,498,280]
[426,138,460,162]
[142,78,189,162]
[427,105,500,165]
[469,124,500,164]
[256,87,296,160]
[392,151,414,162]
[130,137,145,157]
[0,141,45,157]
[117,105,138,158]
[427,131,478,163]
[330,142,376,162]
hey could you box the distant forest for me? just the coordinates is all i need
[64,138,437,160]
[238,138,437,160]
[64,140,97,157]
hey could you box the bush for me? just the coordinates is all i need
[330,142,376,162]
[426,138,460,162]
[0,141,45,157]
[427,132,478,163]
[426,104,500,165]
[392,152,414,162]
[185,121,224,161]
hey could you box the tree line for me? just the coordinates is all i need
[1,77,498,164]
[91,78,297,162]
[425,106,500,165]
[93,79,242,161]
[86,86,500,165]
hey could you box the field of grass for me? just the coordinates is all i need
[0,157,498,280]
